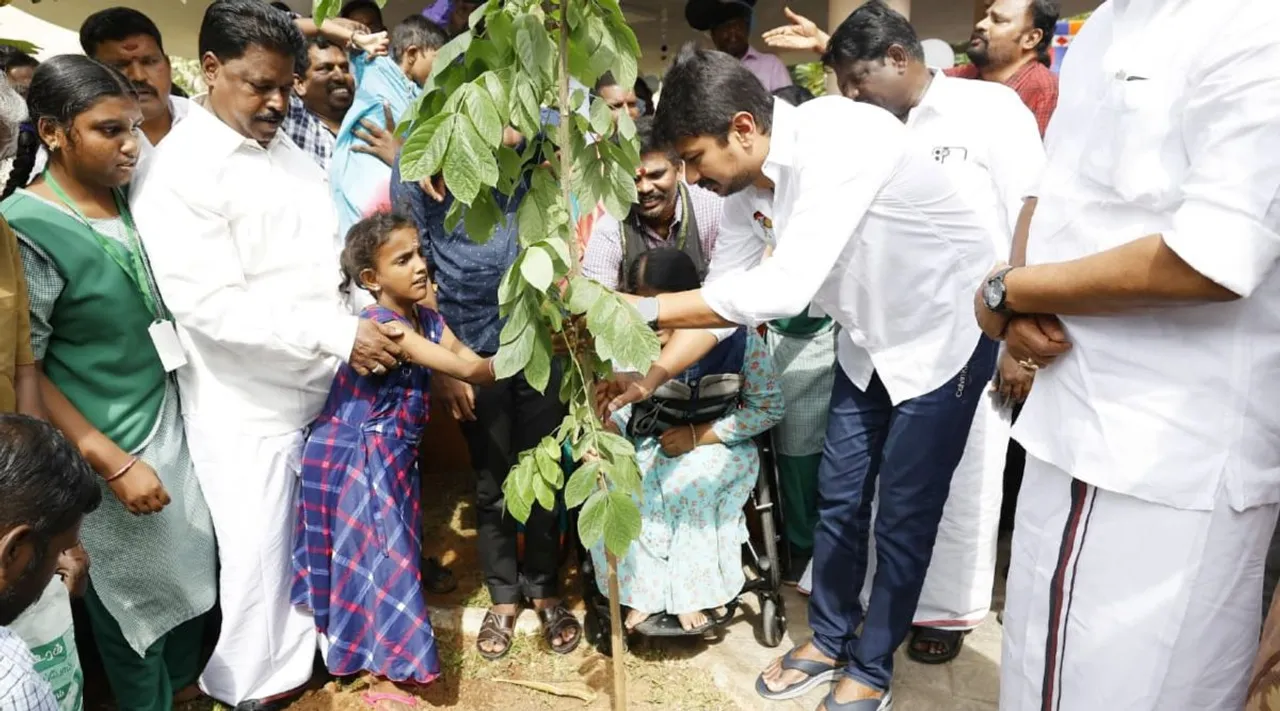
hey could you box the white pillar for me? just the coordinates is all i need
[825,0,911,93]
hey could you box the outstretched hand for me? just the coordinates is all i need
[762,7,829,54]
[353,102,403,167]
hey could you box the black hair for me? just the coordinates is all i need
[594,71,619,93]
[626,248,702,295]
[3,56,135,201]
[269,1,294,13]
[634,76,655,116]
[391,16,448,63]
[341,212,421,293]
[0,47,37,74]
[0,415,101,552]
[821,0,923,70]
[652,43,773,147]
[772,85,815,106]
[79,7,166,57]
[1030,0,1061,67]
[198,0,306,67]
[635,115,678,163]
[340,0,383,24]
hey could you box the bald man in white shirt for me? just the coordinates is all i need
[644,46,997,711]
[972,2,1280,709]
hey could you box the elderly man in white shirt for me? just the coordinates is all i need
[813,1,1044,666]
[645,46,996,711]
[972,1,1280,709]
[131,1,403,707]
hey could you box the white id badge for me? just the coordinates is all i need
[148,320,188,372]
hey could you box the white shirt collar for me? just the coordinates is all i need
[762,98,796,187]
[190,94,285,159]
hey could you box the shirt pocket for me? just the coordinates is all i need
[1077,71,1186,210]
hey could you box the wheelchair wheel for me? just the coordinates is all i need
[760,594,786,648]
[755,467,783,591]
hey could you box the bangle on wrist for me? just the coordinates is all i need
[104,456,138,483]
[488,358,496,377]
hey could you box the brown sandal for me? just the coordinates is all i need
[537,604,583,655]
[477,609,517,660]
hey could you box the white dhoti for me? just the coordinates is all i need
[854,392,1011,629]
[185,419,317,705]
[1002,455,1279,711]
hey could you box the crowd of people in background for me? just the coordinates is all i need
[2,0,1279,711]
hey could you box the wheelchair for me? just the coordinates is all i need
[577,432,790,655]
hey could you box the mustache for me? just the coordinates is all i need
[131,80,157,96]
[254,109,285,123]
[970,31,988,43]
[637,190,666,202]
[696,179,719,192]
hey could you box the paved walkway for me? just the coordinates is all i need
[685,587,1002,711]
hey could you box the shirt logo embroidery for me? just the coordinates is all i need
[932,146,969,164]
[752,211,776,245]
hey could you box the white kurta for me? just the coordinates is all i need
[131,98,357,705]
[1006,0,1280,707]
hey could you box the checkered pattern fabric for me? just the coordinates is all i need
[0,627,59,711]
[582,184,724,290]
[282,95,337,170]
[291,304,443,683]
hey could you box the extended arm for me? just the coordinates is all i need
[706,333,785,446]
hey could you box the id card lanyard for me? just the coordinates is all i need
[43,171,187,372]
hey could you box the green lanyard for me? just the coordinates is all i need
[42,170,162,319]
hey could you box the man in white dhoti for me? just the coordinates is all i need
[131,1,404,707]
[973,2,1280,709]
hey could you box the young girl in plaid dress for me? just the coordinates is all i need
[292,213,496,685]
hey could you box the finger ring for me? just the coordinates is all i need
[1018,358,1039,371]
[372,364,386,375]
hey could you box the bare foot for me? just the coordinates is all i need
[625,608,653,631]
[478,602,519,656]
[759,640,836,694]
[677,611,707,631]
[821,677,883,709]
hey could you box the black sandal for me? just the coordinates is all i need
[476,609,517,661]
[905,625,967,665]
[537,603,583,655]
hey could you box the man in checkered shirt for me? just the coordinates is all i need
[0,416,101,711]
[582,116,723,290]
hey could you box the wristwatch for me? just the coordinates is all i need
[634,297,660,328]
[982,266,1016,314]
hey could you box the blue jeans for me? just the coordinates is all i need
[807,337,997,691]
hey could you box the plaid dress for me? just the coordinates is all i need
[291,304,443,684]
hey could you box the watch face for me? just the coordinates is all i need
[982,279,1003,310]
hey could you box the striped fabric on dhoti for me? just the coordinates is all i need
[1001,455,1278,711]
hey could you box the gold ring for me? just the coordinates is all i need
[1018,358,1039,371]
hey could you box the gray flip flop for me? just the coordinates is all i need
[819,689,894,711]
[754,646,841,701]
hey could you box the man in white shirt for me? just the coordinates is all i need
[817,1,1044,666]
[646,46,996,711]
[131,1,403,707]
[0,416,101,711]
[685,0,793,92]
[972,2,1280,709]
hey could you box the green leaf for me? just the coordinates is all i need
[559,362,581,406]
[520,246,554,292]
[602,490,642,557]
[466,40,505,71]
[503,457,534,523]
[445,83,504,148]
[602,161,638,220]
[577,489,608,547]
[442,115,499,206]
[617,109,637,141]
[589,97,613,137]
[444,198,465,233]
[525,326,554,393]
[425,33,472,94]
[606,456,643,498]
[498,258,522,307]
[463,188,503,244]
[514,14,554,84]
[312,0,341,24]
[565,460,601,508]
[532,445,560,512]
[596,429,637,462]
[567,275,605,315]
[484,10,515,57]
[479,70,512,123]
[590,293,660,372]
[515,196,547,249]
[510,76,542,137]
[542,236,572,272]
[398,114,454,183]
[500,295,536,344]
[494,324,535,378]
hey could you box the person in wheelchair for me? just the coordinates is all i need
[591,247,784,634]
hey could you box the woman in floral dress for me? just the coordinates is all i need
[592,248,785,632]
